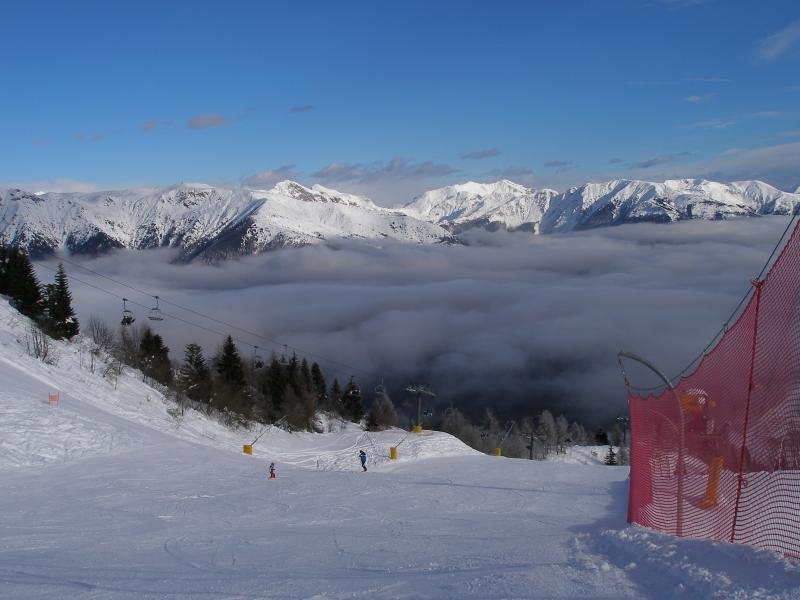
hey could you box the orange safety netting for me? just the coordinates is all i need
[627,217,800,558]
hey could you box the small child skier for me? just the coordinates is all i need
[359,450,367,472]
[269,462,276,479]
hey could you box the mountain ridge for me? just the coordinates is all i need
[1,177,798,260]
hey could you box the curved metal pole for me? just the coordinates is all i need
[617,351,674,391]
[617,350,685,538]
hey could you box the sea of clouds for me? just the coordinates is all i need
[40,216,793,425]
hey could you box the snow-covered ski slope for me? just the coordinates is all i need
[1,301,799,598]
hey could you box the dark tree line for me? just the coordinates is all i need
[0,247,621,449]
[0,247,79,340]
[87,320,381,432]
[433,406,629,463]
[0,247,397,434]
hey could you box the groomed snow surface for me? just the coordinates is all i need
[1,301,799,598]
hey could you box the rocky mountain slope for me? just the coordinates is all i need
[410,179,799,234]
[0,182,455,260]
[1,178,797,260]
[403,180,559,233]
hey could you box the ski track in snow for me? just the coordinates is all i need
[0,299,798,598]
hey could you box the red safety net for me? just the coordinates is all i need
[627,217,800,558]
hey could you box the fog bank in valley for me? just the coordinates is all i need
[42,217,793,425]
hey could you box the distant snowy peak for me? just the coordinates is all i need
[266,180,377,209]
[1,177,797,261]
[540,178,800,233]
[404,180,559,233]
[404,177,800,235]
[0,183,454,261]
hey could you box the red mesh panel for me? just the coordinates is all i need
[628,218,800,557]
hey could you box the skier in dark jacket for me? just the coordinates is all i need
[269,462,276,479]
[359,450,367,472]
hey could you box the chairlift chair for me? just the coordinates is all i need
[279,344,289,365]
[148,296,164,321]
[121,298,135,326]
[252,346,264,369]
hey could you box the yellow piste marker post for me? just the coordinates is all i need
[700,455,723,508]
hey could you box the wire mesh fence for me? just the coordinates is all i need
[627,217,800,558]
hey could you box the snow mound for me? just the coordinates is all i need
[0,297,476,473]
[548,445,612,465]
[575,526,800,599]
[247,423,479,472]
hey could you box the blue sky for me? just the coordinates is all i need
[2,0,799,204]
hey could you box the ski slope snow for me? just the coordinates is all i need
[1,299,799,598]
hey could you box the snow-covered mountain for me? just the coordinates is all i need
[403,180,559,233]
[0,182,455,260]
[541,179,800,233]
[1,178,797,260]
[408,178,800,235]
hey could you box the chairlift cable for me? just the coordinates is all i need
[36,262,375,378]
[47,254,370,374]
[39,263,372,376]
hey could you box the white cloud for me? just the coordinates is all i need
[242,165,302,189]
[754,18,800,63]
[692,119,736,129]
[693,141,800,190]
[2,179,106,194]
[56,218,789,423]
[187,114,227,129]
[684,93,716,103]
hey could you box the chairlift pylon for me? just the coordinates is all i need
[148,295,164,321]
[121,298,135,326]
[279,344,289,365]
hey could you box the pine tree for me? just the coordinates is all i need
[300,358,312,393]
[261,356,287,417]
[138,326,172,386]
[282,382,316,431]
[178,343,212,404]
[215,335,246,388]
[342,377,363,423]
[0,246,9,294]
[441,408,483,450]
[536,410,557,455]
[44,263,79,339]
[595,428,610,446]
[310,362,326,406]
[213,335,249,415]
[604,445,617,466]
[568,421,587,445]
[555,414,569,453]
[6,248,43,318]
[366,391,398,431]
[329,378,342,414]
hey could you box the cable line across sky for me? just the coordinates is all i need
[36,257,376,380]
